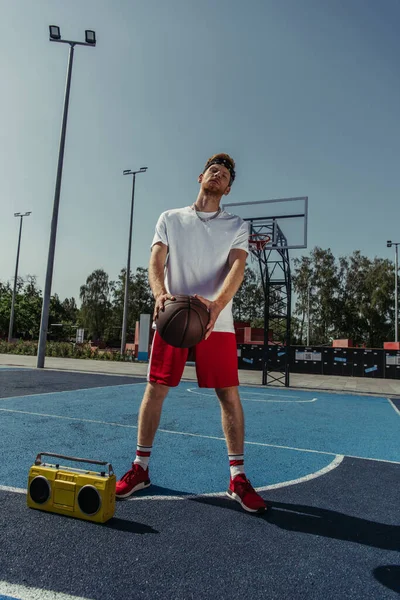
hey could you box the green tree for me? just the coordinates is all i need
[111,267,154,342]
[62,297,79,325]
[233,266,264,323]
[80,269,113,340]
[293,247,395,348]
[335,252,394,347]
[16,276,42,338]
[0,276,42,339]
[0,281,12,337]
[293,248,340,345]
[292,256,312,344]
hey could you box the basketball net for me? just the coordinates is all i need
[248,234,271,262]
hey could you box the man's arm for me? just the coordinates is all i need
[195,248,247,339]
[149,242,175,320]
[214,248,247,309]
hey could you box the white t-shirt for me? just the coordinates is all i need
[151,206,249,333]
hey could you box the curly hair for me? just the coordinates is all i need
[203,153,236,185]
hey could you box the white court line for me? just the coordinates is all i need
[0,381,147,403]
[1,407,333,453]
[0,408,138,429]
[0,484,25,493]
[1,407,400,463]
[32,366,146,379]
[187,388,317,403]
[127,455,345,500]
[0,580,92,599]
[0,456,344,499]
[387,397,400,417]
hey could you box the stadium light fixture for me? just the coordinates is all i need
[49,25,61,40]
[85,30,96,45]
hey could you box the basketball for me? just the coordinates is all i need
[156,295,209,348]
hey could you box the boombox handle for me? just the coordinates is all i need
[35,452,114,477]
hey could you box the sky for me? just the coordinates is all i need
[1,0,400,303]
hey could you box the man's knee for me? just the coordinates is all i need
[215,386,240,403]
[145,381,170,402]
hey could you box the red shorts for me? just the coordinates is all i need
[148,331,239,388]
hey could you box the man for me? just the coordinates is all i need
[116,153,267,514]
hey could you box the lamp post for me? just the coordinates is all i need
[306,280,311,346]
[8,212,32,342]
[387,240,399,343]
[121,167,148,354]
[37,26,96,368]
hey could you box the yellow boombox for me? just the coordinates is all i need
[27,452,116,523]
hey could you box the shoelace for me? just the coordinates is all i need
[234,476,256,495]
[121,465,139,483]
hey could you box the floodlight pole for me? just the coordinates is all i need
[8,212,31,342]
[306,281,310,346]
[387,240,399,343]
[37,29,96,368]
[395,245,398,343]
[121,168,148,354]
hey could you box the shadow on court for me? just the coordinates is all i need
[373,566,400,594]
[189,496,400,551]
[103,517,159,535]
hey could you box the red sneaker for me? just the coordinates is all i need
[227,473,267,514]
[116,463,151,499]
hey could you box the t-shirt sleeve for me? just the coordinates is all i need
[231,220,249,254]
[151,212,168,248]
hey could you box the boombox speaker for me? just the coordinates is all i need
[27,452,116,523]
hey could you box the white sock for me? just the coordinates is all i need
[134,445,152,470]
[229,454,245,479]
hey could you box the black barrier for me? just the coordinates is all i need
[267,345,287,371]
[332,348,346,376]
[322,348,333,375]
[362,349,383,378]
[237,344,263,370]
[237,344,400,380]
[342,349,355,377]
[351,350,364,378]
[292,347,323,374]
[384,351,400,380]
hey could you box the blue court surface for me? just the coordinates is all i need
[0,368,399,600]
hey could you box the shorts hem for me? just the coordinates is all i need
[197,379,240,389]
[148,376,178,388]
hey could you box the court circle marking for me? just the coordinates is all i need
[187,388,318,403]
[127,455,344,501]
[0,455,344,502]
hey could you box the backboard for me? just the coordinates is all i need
[222,196,308,250]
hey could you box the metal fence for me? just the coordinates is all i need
[238,345,400,380]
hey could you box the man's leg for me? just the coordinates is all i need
[137,382,170,446]
[195,332,267,513]
[116,382,169,498]
[215,386,244,456]
[215,386,266,513]
[116,331,187,499]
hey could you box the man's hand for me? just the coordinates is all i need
[153,293,176,321]
[194,295,224,340]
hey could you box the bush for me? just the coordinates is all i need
[0,339,139,362]
[0,340,37,356]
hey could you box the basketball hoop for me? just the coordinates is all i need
[248,233,271,253]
